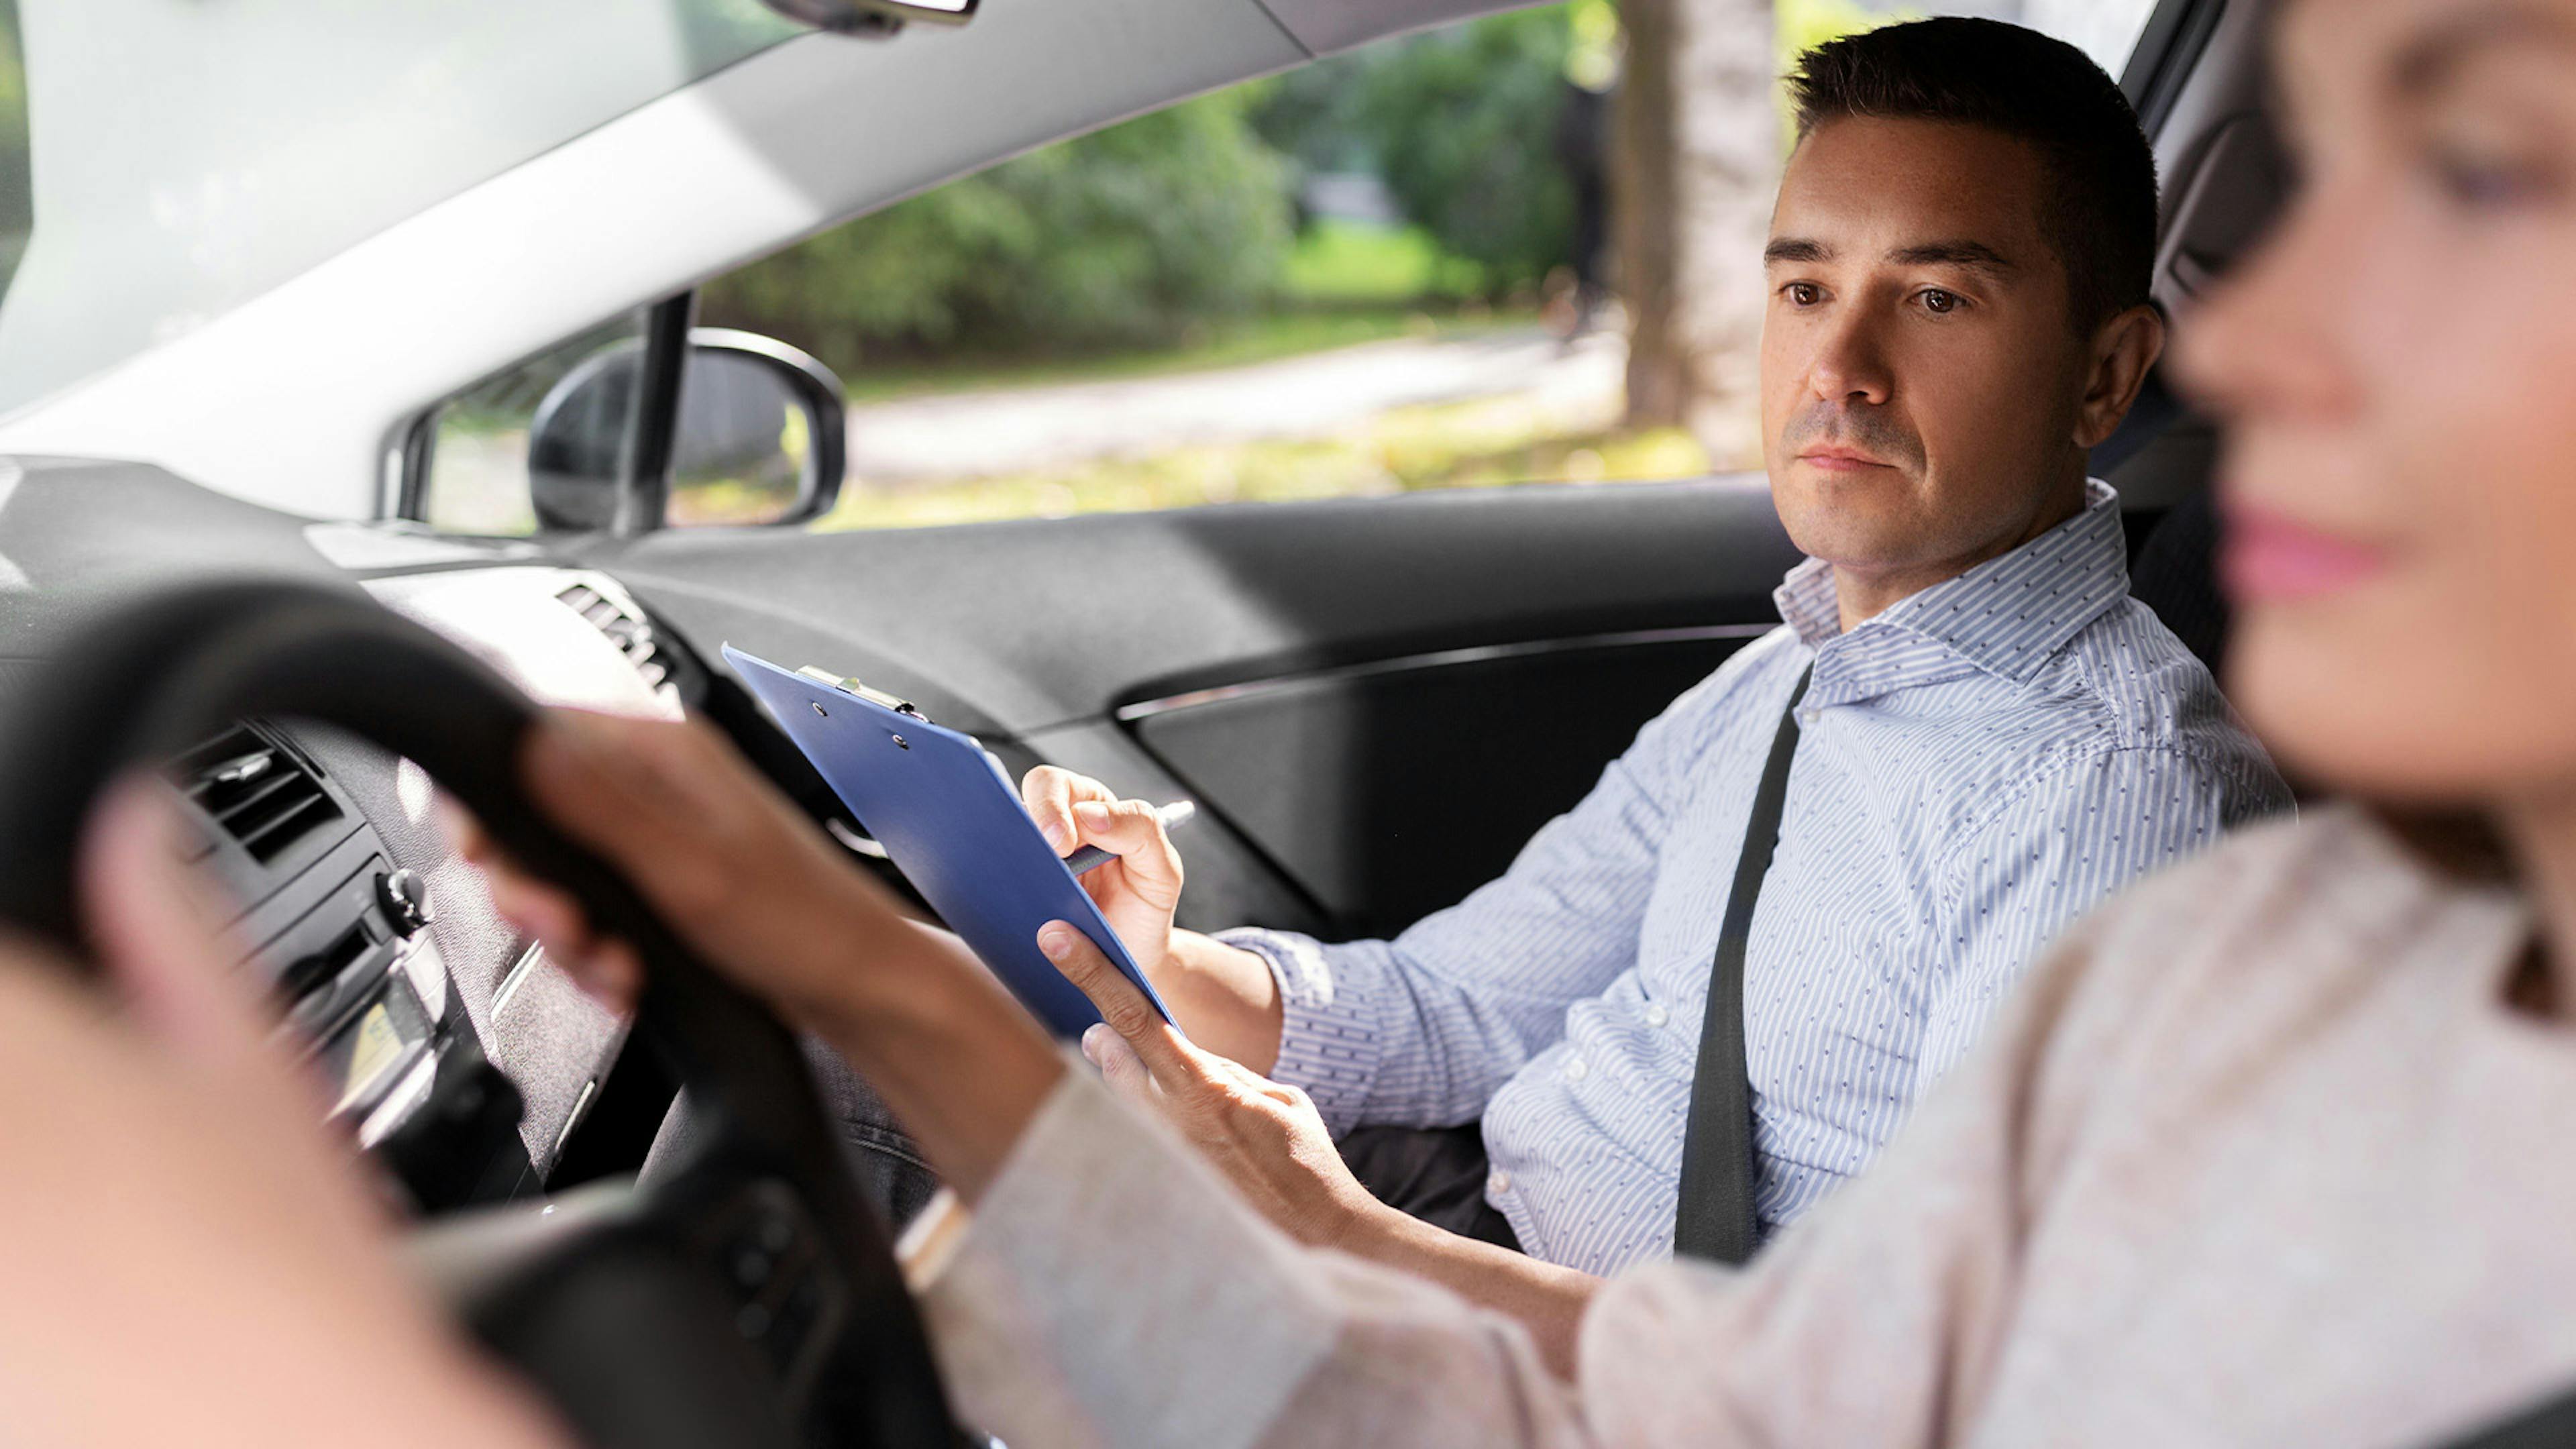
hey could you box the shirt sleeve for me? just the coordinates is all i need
[1913,744,2237,1089]
[1220,646,1786,1135]
[918,892,2154,1449]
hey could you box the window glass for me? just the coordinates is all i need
[0,0,799,418]
[411,0,2172,538]
[674,0,2170,536]
[423,315,647,538]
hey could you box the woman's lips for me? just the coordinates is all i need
[2221,505,2391,602]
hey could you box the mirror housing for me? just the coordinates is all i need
[757,0,975,34]
[527,329,846,533]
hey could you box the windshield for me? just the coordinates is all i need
[0,0,803,419]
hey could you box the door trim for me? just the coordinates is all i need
[1113,623,1778,723]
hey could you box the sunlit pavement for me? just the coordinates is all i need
[842,325,1627,486]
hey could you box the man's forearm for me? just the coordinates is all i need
[1160,929,1285,1073]
[1340,1205,1601,1377]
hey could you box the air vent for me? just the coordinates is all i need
[175,727,343,865]
[556,579,676,701]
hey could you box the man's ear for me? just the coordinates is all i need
[2074,303,2167,449]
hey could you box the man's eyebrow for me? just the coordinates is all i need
[1764,237,1831,264]
[2391,4,2576,95]
[1886,240,2020,278]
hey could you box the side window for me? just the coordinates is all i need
[404,0,2169,537]
[417,315,644,537]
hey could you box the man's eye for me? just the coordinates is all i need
[1784,282,1823,307]
[1918,288,1964,315]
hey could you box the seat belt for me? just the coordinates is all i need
[1672,664,1812,1265]
[2431,1388,2576,1448]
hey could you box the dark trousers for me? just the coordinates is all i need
[651,1041,1520,1254]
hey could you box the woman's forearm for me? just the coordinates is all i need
[811,930,1069,1203]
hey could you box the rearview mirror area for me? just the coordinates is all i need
[522,328,847,533]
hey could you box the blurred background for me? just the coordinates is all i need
[432,0,2157,535]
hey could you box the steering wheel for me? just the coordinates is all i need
[0,579,962,1449]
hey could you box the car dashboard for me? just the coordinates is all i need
[0,457,812,1210]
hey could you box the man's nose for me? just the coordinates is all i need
[1809,315,1892,407]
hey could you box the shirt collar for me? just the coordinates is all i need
[1772,479,2131,700]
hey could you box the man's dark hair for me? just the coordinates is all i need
[1787,17,2157,335]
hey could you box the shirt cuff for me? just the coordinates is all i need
[913,1069,1339,1449]
[1216,927,1387,1136]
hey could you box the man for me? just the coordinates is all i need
[1008,10,2288,1303]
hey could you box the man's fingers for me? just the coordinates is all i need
[1021,766,1111,856]
[1038,921,1196,1079]
[1080,1022,1159,1104]
[1065,798,1183,911]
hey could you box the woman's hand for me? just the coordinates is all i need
[1034,919,1391,1252]
[0,784,568,1448]
[447,708,939,1036]
[451,707,1067,1201]
[1020,766,1183,980]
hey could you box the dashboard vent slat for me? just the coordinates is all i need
[174,727,343,865]
[555,578,680,708]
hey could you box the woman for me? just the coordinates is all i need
[472,0,2576,1440]
[11,0,2576,1442]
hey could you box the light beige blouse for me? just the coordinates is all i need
[915,806,2576,1447]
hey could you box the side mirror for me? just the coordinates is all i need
[527,329,847,532]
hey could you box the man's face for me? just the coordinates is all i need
[1760,116,2097,596]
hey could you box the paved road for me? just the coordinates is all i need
[843,325,1626,484]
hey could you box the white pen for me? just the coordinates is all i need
[1063,799,1197,876]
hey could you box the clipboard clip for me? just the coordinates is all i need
[794,665,928,721]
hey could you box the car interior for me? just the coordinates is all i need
[0,0,2445,1444]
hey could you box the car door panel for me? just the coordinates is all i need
[580,478,1801,940]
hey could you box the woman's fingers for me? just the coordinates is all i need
[437,790,640,1014]
[79,782,266,1077]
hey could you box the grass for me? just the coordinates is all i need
[811,393,1708,533]
[1281,219,1487,307]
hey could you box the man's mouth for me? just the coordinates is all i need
[1796,445,1896,473]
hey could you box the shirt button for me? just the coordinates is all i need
[1487,1169,1513,1195]
[1563,1056,1590,1082]
[1799,708,1823,726]
[1645,1004,1670,1028]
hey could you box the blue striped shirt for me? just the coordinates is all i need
[1225,482,2290,1276]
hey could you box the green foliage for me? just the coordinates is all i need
[1252,8,1582,296]
[701,90,1294,370]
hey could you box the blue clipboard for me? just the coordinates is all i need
[724,644,1175,1039]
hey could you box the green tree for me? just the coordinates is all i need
[702,89,1294,370]
[1254,8,1581,296]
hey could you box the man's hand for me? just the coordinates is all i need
[1020,767,1183,978]
[1041,912,1605,1378]
[1035,918,1393,1253]
[1021,766,1289,1071]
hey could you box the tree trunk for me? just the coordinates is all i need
[1613,0,1776,468]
